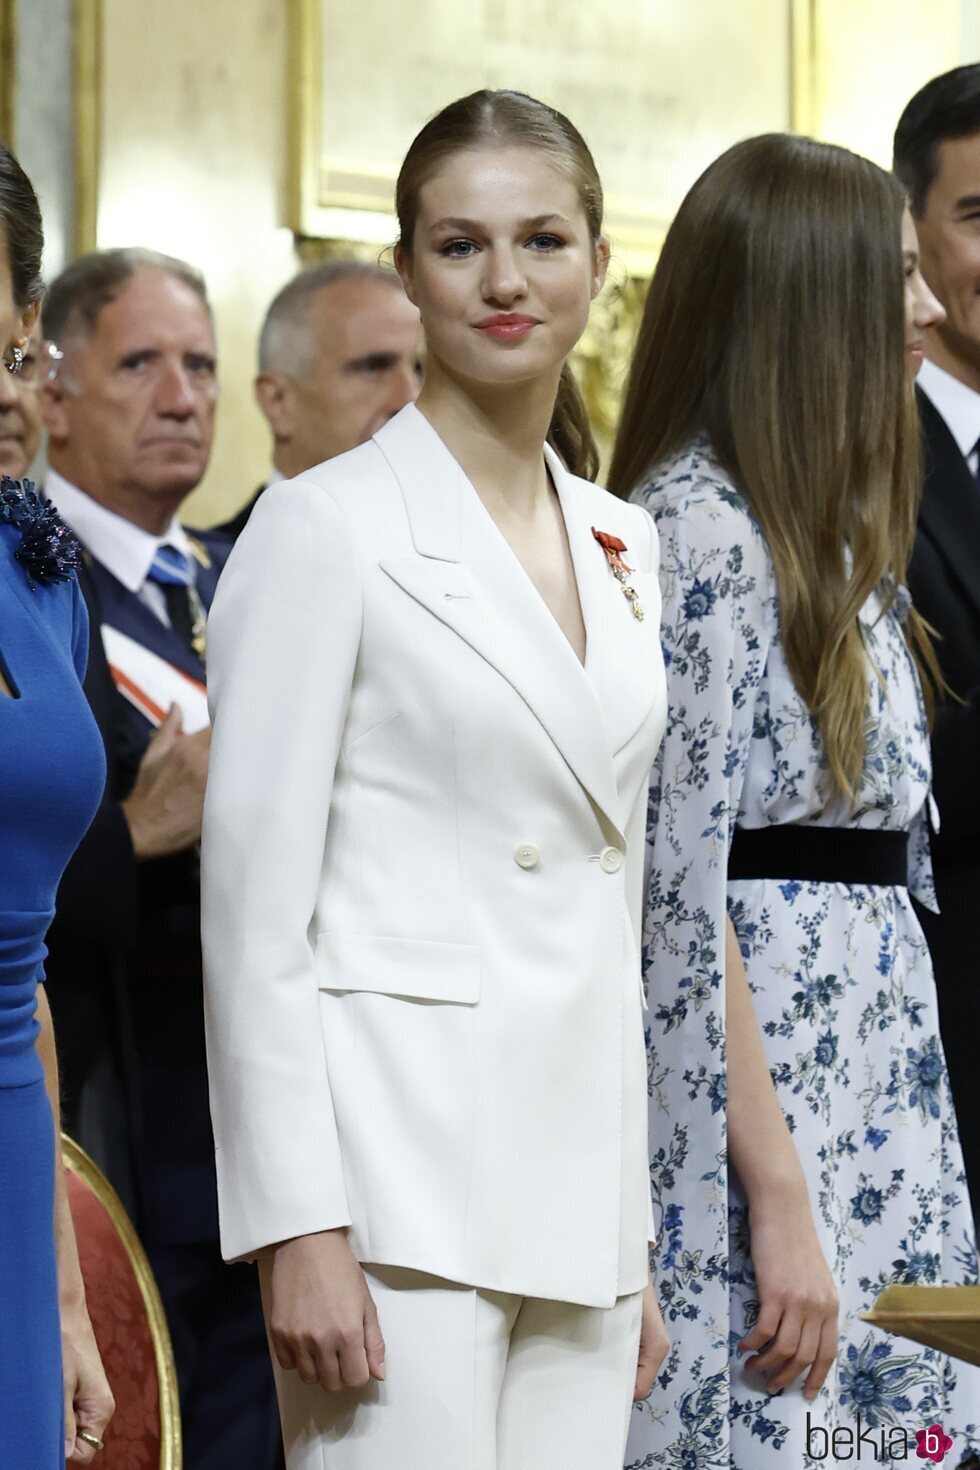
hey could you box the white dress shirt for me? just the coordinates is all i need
[46,468,194,628]
[917,358,980,475]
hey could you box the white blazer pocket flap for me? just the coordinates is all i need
[315,931,481,1005]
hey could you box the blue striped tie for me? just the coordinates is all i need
[148,543,194,588]
[147,543,205,658]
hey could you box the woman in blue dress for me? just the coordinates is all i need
[0,144,114,1465]
[611,135,980,1467]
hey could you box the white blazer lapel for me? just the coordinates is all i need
[547,448,663,759]
[374,408,624,835]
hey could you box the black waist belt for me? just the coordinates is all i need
[727,825,909,887]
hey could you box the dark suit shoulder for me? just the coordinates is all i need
[210,484,265,543]
[917,387,971,494]
[184,524,235,572]
[912,385,980,623]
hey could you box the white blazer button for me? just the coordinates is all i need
[599,846,624,874]
[514,844,540,870]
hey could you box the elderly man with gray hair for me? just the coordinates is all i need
[217,260,421,538]
[40,246,282,1470]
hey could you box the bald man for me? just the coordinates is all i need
[218,262,422,537]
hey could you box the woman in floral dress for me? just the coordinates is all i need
[610,134,980,1468]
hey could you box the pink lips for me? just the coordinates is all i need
[907,342,924,370]
[475,314,539,342]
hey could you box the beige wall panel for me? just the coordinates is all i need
[98,0,298,526]
[810,0,972,166]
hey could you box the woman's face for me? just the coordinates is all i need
[0,225,39,375]
[396,145,607,392]
[0,325,45,477]
[903,206,944,376]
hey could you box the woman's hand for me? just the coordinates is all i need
[62,1303,115,1464]
[634,1278,669,1401]
[738,1186,839,1399]
[723,917,839,1398]
[261,1229,385,1392]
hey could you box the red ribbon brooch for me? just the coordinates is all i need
[592,528,644,621]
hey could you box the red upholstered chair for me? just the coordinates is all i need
[62,1135,182,1469]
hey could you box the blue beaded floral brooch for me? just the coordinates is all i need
[0,476,81,590]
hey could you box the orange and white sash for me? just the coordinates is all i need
[101,624,209,733]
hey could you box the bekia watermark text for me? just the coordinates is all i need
[806,1411,953,1462]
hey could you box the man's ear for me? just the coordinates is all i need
[40,369,70,441]
[255,373,295,439]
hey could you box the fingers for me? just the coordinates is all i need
[633,1285,669,1402]
[633,1339,664,1402]
[363,1295,387,1382]
[767,1316,819,1395]
[803,1314,840,1400]
[271,1329,337,1390]
[67,1432,101,1466]
[738,1300,782,1358]
[740,1296,839,1398]
[741,1305,802,1378]
[154,702,183,746]
[271,1324,374,1393]
[67,1404,115,1465]
[63,1379,76,1462]
[66,1387,115,1458]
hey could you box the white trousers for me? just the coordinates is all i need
[273,1266,644,1470]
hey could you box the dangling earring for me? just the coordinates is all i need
[4,345,24,376]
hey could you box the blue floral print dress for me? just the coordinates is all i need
[625,440,980,1470]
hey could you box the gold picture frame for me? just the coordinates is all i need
[0,0,16,146]
[289,0,813,268]
[72,0,102,255]
[290,0,816,469]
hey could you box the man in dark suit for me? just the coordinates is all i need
[216,260,422,537]
[40,248,282,1470]
[895,66,980,1219]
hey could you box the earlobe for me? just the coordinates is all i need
[393,245,418,308]
[591,235,611,299]
[8,299,41,360]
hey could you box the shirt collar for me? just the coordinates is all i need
[917,358,980,462]
[46,468,192,594]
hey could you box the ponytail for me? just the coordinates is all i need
[548,362,600,481]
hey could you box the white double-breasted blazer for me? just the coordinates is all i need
[201,404,666,1309]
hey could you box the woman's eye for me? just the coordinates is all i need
[441,239,477,258]
[527,234,563,251]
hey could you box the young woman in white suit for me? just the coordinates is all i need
[201,89,669,1469]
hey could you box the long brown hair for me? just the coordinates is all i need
[609,133,940,804]
[395,89,601,480]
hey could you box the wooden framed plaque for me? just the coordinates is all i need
[290,0,805,270]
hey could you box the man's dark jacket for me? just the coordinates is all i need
[214,482,265,541]
[45,532,228,1241]
[909,386,980,1216]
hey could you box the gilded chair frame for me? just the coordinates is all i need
[62,1134,182,1470]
